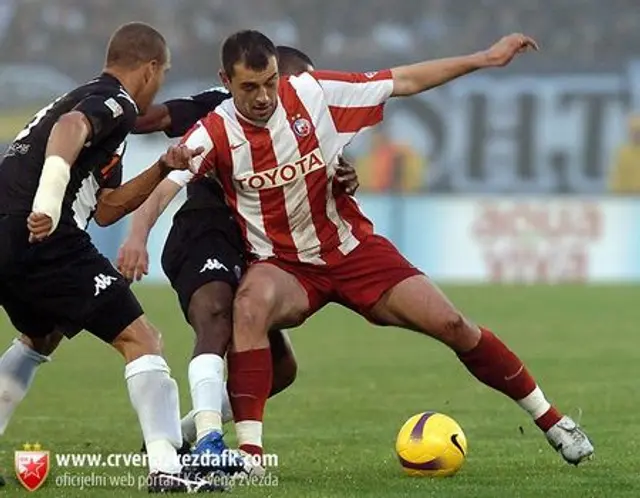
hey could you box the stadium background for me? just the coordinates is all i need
[0,2,639,496]
[2,0,639,283]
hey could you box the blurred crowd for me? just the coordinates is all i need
[0,0,637,195]
[0,0,637,80]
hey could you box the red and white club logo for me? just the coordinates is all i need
[15,443,50,491]
[292,117,312,137]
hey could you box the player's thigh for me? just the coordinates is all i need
[17,236,149,352]
[0,290,58,342]
[0,286,65,356]
[370,274,479,350]
[334,235,422,318]
[162,227,245,325]
[235,262,311,330]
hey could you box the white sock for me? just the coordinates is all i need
[236,421,263,450]
[125,355,182,474]
[180,381,235,444]
[517,385,552,420]
[188,354,224,442]
[180,410,197,445]
[221,381,234,423]
[0,339,50,434]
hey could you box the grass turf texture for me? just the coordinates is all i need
[0,284,638,497]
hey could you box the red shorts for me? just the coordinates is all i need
[258,235,423,319]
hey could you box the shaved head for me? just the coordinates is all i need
[106,22,168,69]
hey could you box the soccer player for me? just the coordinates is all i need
[0,23,215,493]
[167,30,595,468]
[117,46,360,465]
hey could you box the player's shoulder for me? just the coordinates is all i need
[77,74,139,118]
[279,72,318,96]
[191,86,230,103]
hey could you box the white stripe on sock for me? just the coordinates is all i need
[235,421,262,448]
[517,386,551,419]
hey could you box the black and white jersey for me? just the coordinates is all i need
[165,87,231,214]
[0,73,137,230]
[164,86,230,138]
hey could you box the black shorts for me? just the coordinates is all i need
[161,210,246,320]
[0,215,143,343]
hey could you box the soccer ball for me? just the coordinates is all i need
[395,411,467,477]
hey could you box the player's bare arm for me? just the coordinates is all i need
[117,177,183,281]
[28,111,93,242]
[133,103,171,134]
[391,33,538,97]
[94,144,203,227]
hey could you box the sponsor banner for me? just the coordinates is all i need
[358,195,640,283]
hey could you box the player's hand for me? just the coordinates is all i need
[483,33,539,67]
[27,212,53,243]
[159,144,205,172]
[334,156,360,195]
[117,236,149,282]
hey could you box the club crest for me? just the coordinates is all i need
[292,117,312,138]
[15,443,50,491]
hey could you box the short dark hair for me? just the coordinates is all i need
[221,30,277,78]
[106,22,167,69]
[276,46,314,75]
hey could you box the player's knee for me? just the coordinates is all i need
[188,290,234,355]
[19,330,63,357]
[433,313,479,351]
[233,288,273,336]
[111,316,163,363]
[187,287,233,332]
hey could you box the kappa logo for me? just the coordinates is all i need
[236,147,325,191]
[200,258,229,273]
[15,443,50,491]
[94,273,117,296]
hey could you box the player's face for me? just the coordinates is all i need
[223,55,279,124]
[137,51,171,114]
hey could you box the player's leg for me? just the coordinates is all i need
[268,329,298,396]
[0,333,62,431]
[354,237,593,464]
[179,281,233,445]
[179,328,297,445]
[89,296,223,491]
[0,295,63,436]
[23,237,215,492]
[160,221,245,473]
[228,261,318,458]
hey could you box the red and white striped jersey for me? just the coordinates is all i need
[182,69,394,264]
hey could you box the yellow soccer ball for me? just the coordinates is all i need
[395,412,467,477]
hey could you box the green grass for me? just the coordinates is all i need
[1,284,639,497]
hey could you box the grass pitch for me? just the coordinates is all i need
[0,284,638,497]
